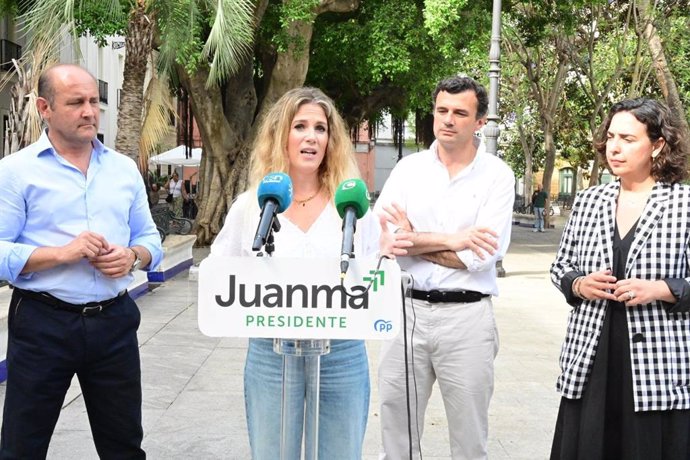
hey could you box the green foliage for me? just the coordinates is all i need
[1,0,129,48]
[154,0,254,86]
[155,0,206,77]
[665,14,690,121]
[423,0,467,40]
[0,0,18,15]
[510,0,603,47]
[272,0,319,53]
[202,0,254,86]
[73,1,129,47]
[307,0,492,126]
[500,107,545,178]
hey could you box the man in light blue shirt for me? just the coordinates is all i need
[0,64,162,459]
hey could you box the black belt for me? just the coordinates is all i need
[411,289,489,304]
[13,287,126,317]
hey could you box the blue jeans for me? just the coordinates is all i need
[534,206,545,230]
[244,338,370,460]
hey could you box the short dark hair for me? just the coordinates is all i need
[37,71,55,105]
[594,98,688,184]
[432,76,489,119]
[37,64,97,106]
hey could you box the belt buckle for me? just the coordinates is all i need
[427,289,441,303]
[82,305,103,316]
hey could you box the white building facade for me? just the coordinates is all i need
[1,16,125,156]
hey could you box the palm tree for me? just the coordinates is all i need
[1,0,255,169]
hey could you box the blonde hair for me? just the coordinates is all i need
[249,87,360,198]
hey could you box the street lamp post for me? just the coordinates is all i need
[483,0,506,277]
[484,0,502,157]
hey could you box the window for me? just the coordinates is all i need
[98,79,108,104]
[559,168,574,195]
[0,39,22,71]
[600,170,614,184]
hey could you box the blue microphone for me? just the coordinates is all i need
[252,173,293,251]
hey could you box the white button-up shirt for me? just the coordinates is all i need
[374,140,515,296]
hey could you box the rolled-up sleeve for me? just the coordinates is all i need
[128,177,163,270]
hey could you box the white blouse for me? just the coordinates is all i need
[211,191,380,260]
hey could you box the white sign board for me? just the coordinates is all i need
[198,256,402,340]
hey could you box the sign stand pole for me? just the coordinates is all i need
[257,219,331,459]
[275,339,330,460]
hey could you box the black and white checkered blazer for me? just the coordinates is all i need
[551,180,690,411]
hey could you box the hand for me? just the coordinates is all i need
[578,269,618,301]
[613,278,672,306]
[449,226,499,260]
[380,203,414,232]
[89,245,134,279]
[60,231,110,264]
[378,215,413,259]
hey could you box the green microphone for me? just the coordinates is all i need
[334,179,370,276]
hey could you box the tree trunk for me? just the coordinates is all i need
[524,156,533,205]
[260,20,314,112]
[538,59,568,229]
[637,0,690,139]
[114,1,154,165]
[180,61,256,245]
[517,120,534,203]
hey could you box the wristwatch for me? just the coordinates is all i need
[129,248,142,273]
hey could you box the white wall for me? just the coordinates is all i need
[374,112,419,194]
[0,24,125,156]
[60,34,126,149]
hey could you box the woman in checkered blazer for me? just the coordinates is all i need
[550,98,690,460]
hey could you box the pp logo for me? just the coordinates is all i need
[374,319,393,333]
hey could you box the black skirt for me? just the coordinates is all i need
[551,224,690,460]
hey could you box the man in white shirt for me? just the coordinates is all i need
[375,76,515,460]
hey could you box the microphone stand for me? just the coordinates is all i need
[256,215,280,257]
[255,215,330,459]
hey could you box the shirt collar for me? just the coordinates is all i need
[430,136,486,177]
[35,129,106,162]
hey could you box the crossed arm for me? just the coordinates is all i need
[378,203,499,269]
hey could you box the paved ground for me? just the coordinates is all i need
[0,217,569,459]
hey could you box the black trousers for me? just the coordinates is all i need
[0,289,145,460]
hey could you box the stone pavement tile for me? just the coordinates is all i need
[184,348,245,392]
[216,336,249,349]
[53,397,92,432]
[143,390,249,459]
[47,430,99,459]
[143,432,243,460]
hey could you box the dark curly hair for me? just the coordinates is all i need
[594,98,688,184]
[432,76,488,119]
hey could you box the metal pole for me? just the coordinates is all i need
[484,0,502,156]
[483,0,505,277]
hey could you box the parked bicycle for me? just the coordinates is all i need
[150,204,194,242]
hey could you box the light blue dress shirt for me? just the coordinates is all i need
[0,131,163,303]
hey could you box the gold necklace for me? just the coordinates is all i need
[293,189,320,207]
